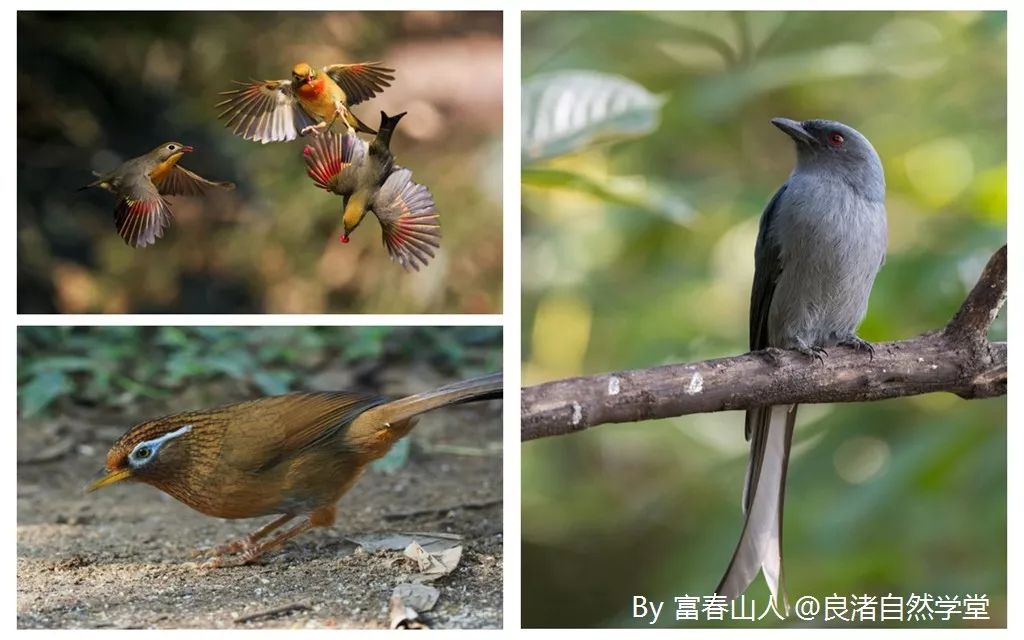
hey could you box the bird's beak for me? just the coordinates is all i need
[86,467,132,493]
[771,118,817,147]
[180,145,194,154]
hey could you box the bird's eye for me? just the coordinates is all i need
[167,145,176,151]
[135,446,151,460]
[829,133,845,146]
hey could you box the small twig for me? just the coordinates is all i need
[383,499,504,521]
[233,603,310,625]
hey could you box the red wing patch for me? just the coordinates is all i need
[380,182,441,272]
[303,133,361,194]
[114,197,173,248]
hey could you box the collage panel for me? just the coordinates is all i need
[17,11,503,314]
[521,10,1007,628]
[17,326,503,628]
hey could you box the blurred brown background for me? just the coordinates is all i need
[18,11,503,314]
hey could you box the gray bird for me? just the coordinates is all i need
[714,118,887,611]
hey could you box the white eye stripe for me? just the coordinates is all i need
[128,424,193,467]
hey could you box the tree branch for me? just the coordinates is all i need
[522,245,1007,441]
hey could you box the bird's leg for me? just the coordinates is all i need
[837,334,875,360]
[756,346,787,366]
[300,121,330,137]
[792,337,827,364]
[195,506,336,569]
[191,514,295,559]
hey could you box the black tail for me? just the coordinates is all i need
[373,110,407,150]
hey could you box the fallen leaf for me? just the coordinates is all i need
[403,541,462,583]
[347,531,461,554]
[389,583,440,629]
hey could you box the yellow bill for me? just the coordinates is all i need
[86,467,132,493]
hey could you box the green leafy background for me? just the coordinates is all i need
[521,11,1006,628]
[18,326,502,420]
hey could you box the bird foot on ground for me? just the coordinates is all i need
[187,544,267,569]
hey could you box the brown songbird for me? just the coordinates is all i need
[88,372,501,567]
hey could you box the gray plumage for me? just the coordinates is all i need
[715,118,887,611]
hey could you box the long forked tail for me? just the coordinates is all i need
[347,372,502,454]
[715,404,796,614]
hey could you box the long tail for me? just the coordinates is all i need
[715,404,796,613]
[346,372,502,455]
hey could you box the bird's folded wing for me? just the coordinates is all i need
[323,62,395,105]
[113,179,173,248]
[371,168,441,271]
[302,131,367,195]
[153,165,235,197]
[216,79,317,143]
[220,392,390,473]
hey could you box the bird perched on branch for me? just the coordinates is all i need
[80,142,234,248]
[303,111,441,271]
[88,372,502,568]
[216,61,395,143]
[715,118,887,611]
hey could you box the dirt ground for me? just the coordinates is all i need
[16,373,503,629]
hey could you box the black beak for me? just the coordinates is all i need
[771,117,817,147]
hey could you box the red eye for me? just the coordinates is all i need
[829,132,845,146]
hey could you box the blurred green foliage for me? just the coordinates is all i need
[18,11,502,313]
[17,326,502,418]
[521,11,1005,628]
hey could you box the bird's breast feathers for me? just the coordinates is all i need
[148,152,186,183]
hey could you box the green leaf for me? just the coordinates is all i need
[522,166,693,224]
[19,371,71,417]
[522,70,665,163]
[251,370,294,396]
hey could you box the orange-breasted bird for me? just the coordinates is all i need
[87,372,502,567]
[217,61,395,144]
[303,111,441,271]
[80,142,234,248]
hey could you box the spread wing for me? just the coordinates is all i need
[113,177,173,248]
[216,79,318,143]
[302,131,367,195]
[153,165,235,197]
[219,392,389,474]
[322,62,395,105]
[371,168,441,272]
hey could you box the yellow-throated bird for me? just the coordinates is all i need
[80,142,234,248]
[87,372,502,567]
[217,61,394,143]
[303,111,441,271]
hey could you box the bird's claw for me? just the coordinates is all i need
[757,347,786,366]
[795,345,828,364]
[839,336,875,360]
[300,124,324,137]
